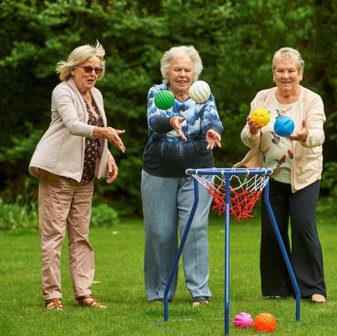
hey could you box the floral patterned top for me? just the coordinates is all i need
[81,99,104,183]
[260,96,298,184]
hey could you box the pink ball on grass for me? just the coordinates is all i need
[233,312,253,328]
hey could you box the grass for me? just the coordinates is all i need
[0,214,336,336]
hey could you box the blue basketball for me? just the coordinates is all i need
[274,115,295,137]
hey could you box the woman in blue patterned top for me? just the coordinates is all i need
[141,45,223,306]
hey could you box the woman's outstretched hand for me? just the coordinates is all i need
[94,127,126,152]
[206,129,222,150]
[247,116,261,134]
[169,116,187,141]
[289,120,308,143]
[106,152,118,184]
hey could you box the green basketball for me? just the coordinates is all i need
[154,90,175,110]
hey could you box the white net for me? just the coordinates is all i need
[192,172,270,220]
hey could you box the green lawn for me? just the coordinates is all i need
[0,214,336,335]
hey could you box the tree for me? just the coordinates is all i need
[0,0,335,215]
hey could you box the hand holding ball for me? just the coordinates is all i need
[251,108,270,127]
[274,115,295,137]
[233,312,253,328]
[189,80,211,103]
[154,90,175,110]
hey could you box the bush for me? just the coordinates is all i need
[0,198,38,230]
[321,162,337,197]
[91,203,119,227]
[0,198,120,230]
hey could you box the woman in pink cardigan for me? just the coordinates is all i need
[236,47,326,303]
[29,42,126,310]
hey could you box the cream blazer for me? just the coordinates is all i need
[234,86,326,192]
[29,78,109,181]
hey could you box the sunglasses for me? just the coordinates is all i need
[77,64,103,75]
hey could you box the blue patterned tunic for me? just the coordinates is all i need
[142,84,223,177]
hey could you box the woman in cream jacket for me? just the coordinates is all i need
[29,42,125,310]
[235,47,327,303]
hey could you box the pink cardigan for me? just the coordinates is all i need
[234,86,326,192]
[29,78,109,182]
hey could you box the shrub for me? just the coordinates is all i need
[0,198,120,230]
[0,198,38,230]
[91,203,119,227]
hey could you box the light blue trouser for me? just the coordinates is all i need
[141,170,212,301]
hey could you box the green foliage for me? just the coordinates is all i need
[91,203,120,227]
[0,197,38,230]
[0,127,43,164]
[0,197,119,231]
[1,0,337,216]
[321,162,337,199]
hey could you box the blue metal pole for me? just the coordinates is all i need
[264,182,301,321]
[164,178,200,321]
[224,174,231,336]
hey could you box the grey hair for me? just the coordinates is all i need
[56,40,106,81]
[272,47,304,72]
[160,45,203,84]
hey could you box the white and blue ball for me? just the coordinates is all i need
[189,80,211,103]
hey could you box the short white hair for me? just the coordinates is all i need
[272,47,304,72]
[160,45,203,84]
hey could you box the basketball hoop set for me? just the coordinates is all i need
[163,168,301,336]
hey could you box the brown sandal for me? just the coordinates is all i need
[45,298,63,310]
[76,295,107,309]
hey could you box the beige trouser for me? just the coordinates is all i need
[38,170,95,301]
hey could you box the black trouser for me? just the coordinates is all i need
[260,179,326,298]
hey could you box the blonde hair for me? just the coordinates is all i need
[272,47,304,72]
[56,41,106,81]
[160,45,203,84]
